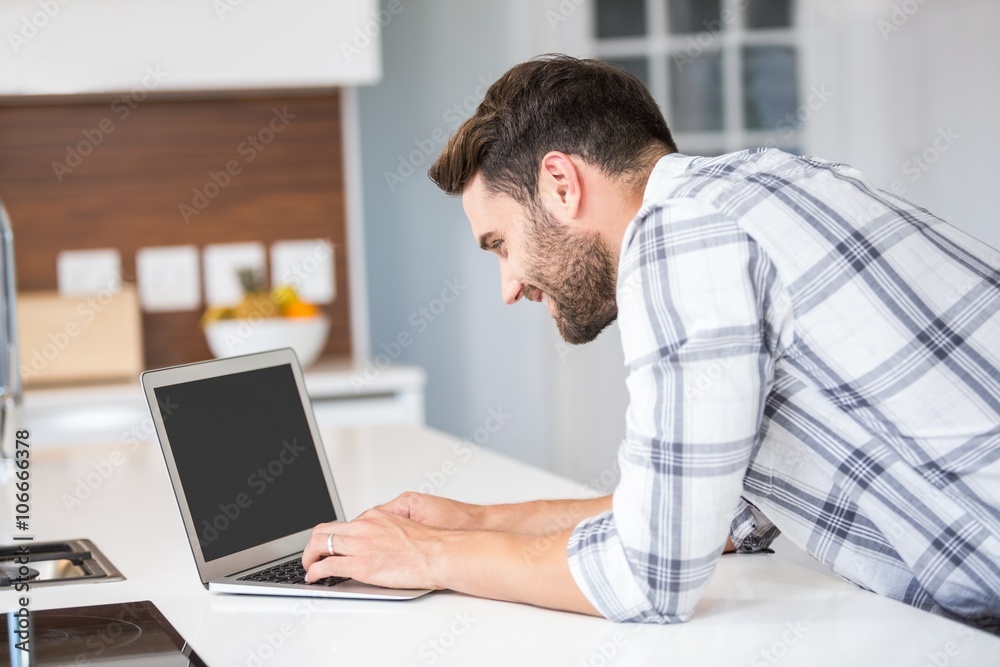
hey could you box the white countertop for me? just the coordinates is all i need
[21,361,427,447]
[2,424,999,666]
[24,359,426,407]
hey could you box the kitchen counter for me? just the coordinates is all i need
[2,423,999,666]
[23,360,426,447]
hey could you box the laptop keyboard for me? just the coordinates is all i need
[238,557,348,587]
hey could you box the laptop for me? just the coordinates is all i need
[140,347,432,600]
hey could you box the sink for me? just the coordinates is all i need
[0,539,124,587]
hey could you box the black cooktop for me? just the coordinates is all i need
[1,600,208,666]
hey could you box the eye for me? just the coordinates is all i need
[492,239,506,256]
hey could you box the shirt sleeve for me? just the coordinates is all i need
[567,199,780,623]
[730,497,781,554]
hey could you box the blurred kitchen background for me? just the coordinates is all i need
[1,0,997,489]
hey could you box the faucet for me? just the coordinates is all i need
[0,200,21,460]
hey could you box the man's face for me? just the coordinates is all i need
[462,175,618,345]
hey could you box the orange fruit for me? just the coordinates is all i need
[283,301,320,318]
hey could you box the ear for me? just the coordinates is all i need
[538,151,582,221]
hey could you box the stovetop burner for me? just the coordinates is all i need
[0,539,124,587]
[2,600,208,666]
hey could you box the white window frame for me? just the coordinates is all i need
[592,0,802,155]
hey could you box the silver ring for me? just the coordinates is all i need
[326,533,335,556]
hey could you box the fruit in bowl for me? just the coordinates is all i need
[201,268,330,368]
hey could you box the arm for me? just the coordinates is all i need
[378,491,739,549]
[302,509,600,615]
[376,491,613,535]
[301,492,734,605]
[565,202,778,622]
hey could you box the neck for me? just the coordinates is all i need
[604,154,665,258]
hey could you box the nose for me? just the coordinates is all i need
[502,277,524,305]
[499,262,523,305]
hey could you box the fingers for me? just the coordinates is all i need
[302,522,347,569]
[301,510,441,589]
[302,524,371,583]
[302,515,382,569]
[304,552,359,583]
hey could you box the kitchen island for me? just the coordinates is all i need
[2,424,998,666]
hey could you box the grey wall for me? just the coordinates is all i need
[357,0,553,469]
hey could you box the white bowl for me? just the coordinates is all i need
[204,315,330,368]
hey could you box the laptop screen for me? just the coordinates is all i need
[153,363,337,562]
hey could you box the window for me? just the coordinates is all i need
[594,0,800,156]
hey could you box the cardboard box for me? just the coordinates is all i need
[17,286,143,386]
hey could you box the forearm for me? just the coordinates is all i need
[474,495,734,549]
[476,495,612,535]
[430,526,600,616]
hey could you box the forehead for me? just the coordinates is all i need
[461,174,525,239]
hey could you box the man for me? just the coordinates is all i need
[304,55,1000,632]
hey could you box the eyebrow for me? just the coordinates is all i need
[478,232,498,251]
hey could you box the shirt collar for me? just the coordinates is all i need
[641,152,693,207]
[618,153,695,271]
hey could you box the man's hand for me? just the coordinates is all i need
[302,509,446,590]
[301,508,600,616]
[376,491,485,531]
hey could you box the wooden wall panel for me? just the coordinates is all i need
[0,93,352,370]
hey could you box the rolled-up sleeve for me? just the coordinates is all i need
[567,200,780,623]
[730,497,781,553]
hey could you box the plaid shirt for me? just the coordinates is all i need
[567,149,1000,632]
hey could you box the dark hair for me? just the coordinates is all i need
[428,54,676,205]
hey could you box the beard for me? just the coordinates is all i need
[521,207,619,345]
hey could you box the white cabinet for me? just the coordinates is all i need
[22,361,425,449]
[0,0,382,95]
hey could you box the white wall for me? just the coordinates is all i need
[0,0,381,94]
[803,0,1000,250]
